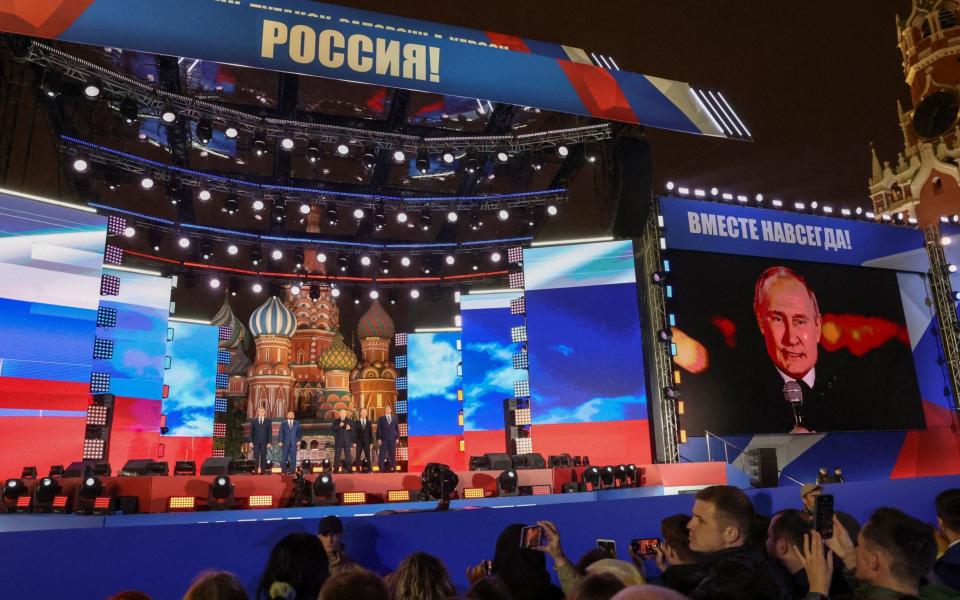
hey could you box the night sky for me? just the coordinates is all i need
[342,0,914,210]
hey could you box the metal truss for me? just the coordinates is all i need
[643,203,679,463]
[926,225,960,410]
[62,136,568,211]
[25,41,612,153]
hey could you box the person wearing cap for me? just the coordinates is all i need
[317,515,357,575]
[801,483,823,516]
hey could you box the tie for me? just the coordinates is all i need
[387,416,391,424]
[288,420,292,427]
[259,418,263,425]
[362,420,365,428]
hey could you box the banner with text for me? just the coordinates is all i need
[660,196,925,269]
[0,0,736,137]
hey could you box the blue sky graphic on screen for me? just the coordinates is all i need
[94,269,171,400]
[461,292,524,431]
[162,321,219,436]
[0,193,106,383]
[523,240,647,424]
[407,332,462,436]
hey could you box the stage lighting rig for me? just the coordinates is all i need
[208,476,235,510]
[119,97,139,124]
[196,119,213,144]
[600,466,616,488]
[40,71,63,98]
[83,80,101,98]
[582,466,601,489]
[225,125,239,139]
[311,472,336,505]
[326,204,340,226]
[2,479,28,513]
[250,246,262,266]
[306,141,321,164]
[420,210,432,231]
[495,149,510,164]
[614,465,628,486]
[441,148,456,165]
[416,148,430,174]
[497,470,518,497]
[76,475,110,515]
[252,131,268,157]
[420,463,459,504]
[361,144,378,170]
[32,477,62,513]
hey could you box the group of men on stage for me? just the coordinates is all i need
[249,405,400,475]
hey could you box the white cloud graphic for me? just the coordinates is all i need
[408,333,460,399]
[550,344,574,357]
[535,395,641,425]
[168,413,214,437]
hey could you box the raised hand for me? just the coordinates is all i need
[793,531,834,597]
[823,515,856,571]
[535,520,565,561]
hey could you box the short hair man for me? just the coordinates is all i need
[278,410,301,474]
[250,406,272,474]
[754,266,822,383]
[687,485,793,599]
[654,514,703,595]
[331,409,354,473]
[317,515,357,575]
[354,407,374,473]
[766,509,819,595]
[934,489,960,591]
[827,507,944,598]
[801,483,823,515]
[377,405,400,472]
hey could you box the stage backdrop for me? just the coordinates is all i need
[460,291,524,457]
[161,320,220,463]
[0,192,106,478]
[523,240,652,465]
[406,331,463,471]
[660,195,960,483]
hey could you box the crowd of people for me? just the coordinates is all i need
[105,484,960,600]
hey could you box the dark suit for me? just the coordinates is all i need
[332,418,355,473]
[250,417,272,473]
[377,414,400,471]
[934,542,960,591]
[354,418,374,471]
[278,419,301,474]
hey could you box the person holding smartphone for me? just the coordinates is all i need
[632,514,703,596]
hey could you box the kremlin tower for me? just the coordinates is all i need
[870,1,960,224]
[351,299,398,418]
[319,332,358,420]
[246,296,297,418]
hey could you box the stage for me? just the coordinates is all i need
[4,462,728,514]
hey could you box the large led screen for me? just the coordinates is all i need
[407,331,463,470]
[162,321,219,437]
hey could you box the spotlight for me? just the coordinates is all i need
[445,255,455,265]
[441,148,456,165]
[294,249,305,268]
[336,140,350,156]
[198,189,212,201]
[949,264,959,274]
[272,199,286,222]
[290,285,301,295]
[83,82,101,99]
[312,473,336,505]
[252,282,263,293]
[416,148,429,174]
[361,144,378,170]
[582,466,602,489]
[178,237,191,249]
[271,249,283,260]
[585,144,599,163]
[464,154,480,174]
[123,226,136,238]
[250,247,262,265]
[161,107,177,123]
[410,289,420,299]
[663,386,680,400]
[3,478,28,512]
[140,176,155,190]
[252,132,268,157]
[447,211,459,223]
[196,119,213,144]
[326,204,340,226]
[469,212,482,231]
[360,255,372,267]
[338,255,349,272]
[72,158,89,173]
[420,463,459,502]
[317,253,327,263]
[119,97,139,124]
[556,144,569,158]
[200,241,214,260]
[495,150,510,164]
[614,465,629,486]
[252,198,265,212]
[32,476,62,513]
[208,475,235,510]
[353,208,365,219]
[491,252,502,262]
[370,289,379,299]
[210,278,221,289]
[657,328,672,342]
[530,151,545,171]
[281,136,295,151]
[227,244,239,256]
[420,210,432,231]
[374,205,386,231]
[497,209,509,221]
[149,231,162,252]
[943,236,953,246]
[392,149,406,164]
[380,257,391,274]
[306,142,321,164]
[396,211,409,224]
[546,205,558,216]
[600,465,616,487]
[299,203,311,215]
[651,271,667,285]
[331,287,341,298]
[497,469,518,496]
[77,475,109,515]
[400,256,411,267]
[225,125,239,139]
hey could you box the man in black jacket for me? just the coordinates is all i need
[687,485,794,599]
[647,514,703,595]
[331,409,354,473]
[353,407,374,472]
[249,406,272,474]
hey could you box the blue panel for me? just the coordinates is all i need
[162,322,219,436]
[407,332,461,436]
[0,298,96,383]
[461,298,523,432]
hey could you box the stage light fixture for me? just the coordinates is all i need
[32,476,61,513]
[299,202,311,215]
[447,210,459,223]
[271,249,283,260]
[353,207,365,219]
[490,251,502,263]
[227,244,239,256]
[410,288,420,299]
[336,139,351,156]
[530,151,545,171]
[208,475,234,510]
[252,282,263,293]
[380,257,391,274]
[420,463,459,502]
[195,119,213,144]
[600,465,616,488]
[174,461,196,476]
[370,289,379,299]
[20,467,36,480]
[710,187,720,197]
[374,205,386,231]
[398,256,411,268]
[140,176,155,190]
[120,97,139,124]
[469,212,482,231]
[396,211,409,224]
[148,231,163,252]
[416,148,430,174]
[294,249,305,268]
[585,144,599,163]
[651,271,667,285]
[663,386,680,400]
[441,148,456,165]
[497,469,518,496]
[953,290,960,302]
[290,285,301,296]
[615,465,629,486]
[250,247,262,265]
[72,158,89,173]
[252,132,268,157]
[159,106,176,123]
[312,473,336,505]
[196,189,212,202]
[464,155,480,174]
[178,236,191,249]
[280,135,295,151]
[306,142,321,164]
[419,210,432,231]
[225,125,239,139]
[445,255,455,265]
[326,204,340,226]
[497,209,509,221]
[361,144,378,170]
[392,149,406,164]
[949,264,959,274]
[582,466,601,489]
[331,287,341,298]
[200,241,214,260]
[338,255,349,272]
[665,181,675,191]
[556,144,569,158]
[360,255,372,267]
[251,198,265,212]
[495,150,510,164]
[546,205,558,216]
[83,82,101,98]
[943,236,953,246]
[209,278,221,289]
[658,328,672,342]
[317,253,327,263]
[119,225,135,239]
[272,199,286,222]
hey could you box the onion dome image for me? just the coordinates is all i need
[357,299,395,339]
[248,295,297,338]
[319,332,358,372]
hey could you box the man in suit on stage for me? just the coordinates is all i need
[377,405,400,472]
[354,407,374,472]
[331,408,354,473]
[250,406,272,474]
[278,410,301,474]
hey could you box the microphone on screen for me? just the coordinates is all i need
[783,380,810,434]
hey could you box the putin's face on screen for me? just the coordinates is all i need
[755,270,821,379]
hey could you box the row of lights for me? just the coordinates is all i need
[664,182,879,220]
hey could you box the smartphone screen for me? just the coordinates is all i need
[631,538,661,556]
[814,494,834,539]
[596,538,617,558]
[520,525,544,549]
